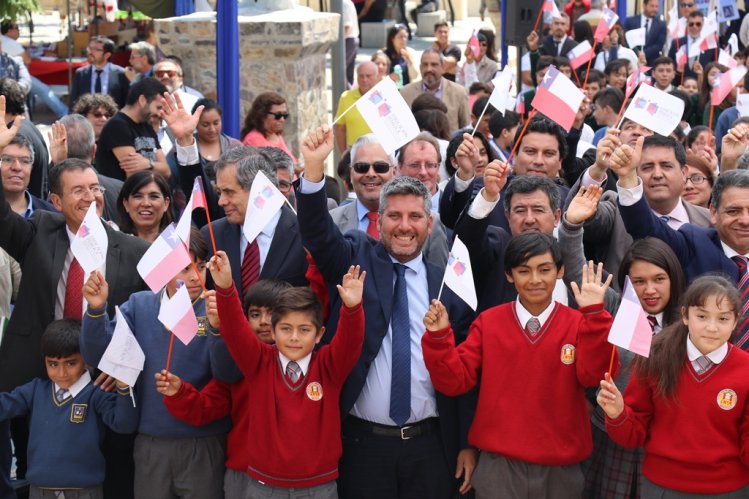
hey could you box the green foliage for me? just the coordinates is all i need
[0,0,42,23]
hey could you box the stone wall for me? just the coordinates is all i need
[154,9,339,160]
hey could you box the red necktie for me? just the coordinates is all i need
[63,258,84,321]
[241,240,260,294]
[647,315,658,334]
[366,212,380,240]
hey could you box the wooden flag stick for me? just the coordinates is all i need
[607,344,617,378]
[164,333,176,379]
[506,109,537,165]
[582,40,598,90]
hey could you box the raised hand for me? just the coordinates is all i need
[300,125,334,182]
[593,128,621,177]
[207,251,233,290]
[720,123,749,171]
[155,370,183,397]
[565,185,602,224]
[48,121,68,165]
[161,91,204,144]
[481,159,508,201]
[203,290,219,329]
[83,270,109,310]
[570,261,612,308]
[0,96,23,150]
[423,299,450,332]
[609,135,644,188]
[337,265,366,308]
[596,372,624,419]
[527,30,539,52]
[573,96,591,130]
[455,133,479,180]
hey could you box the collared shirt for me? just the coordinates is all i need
[21,190,34,219]
[56,225,107,320]
[240,208,282,272]
[686,335,728,365]
[616,178,690,230]
[279,351,312,377]
[89,62,112,95]
[55,370,92,399]
[651,312,664,334]
[641,14,653,33]
[719,241,749,260]
[356,199,374,233]
[298,173,438,425]
[515,297,555,330]
[660,199,689,230]
[431,189,441,213]
[553,35,568,55]
[421,79,443,99]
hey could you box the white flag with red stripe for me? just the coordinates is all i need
[718,49,738,69]
[608,277,653,357]
[567,40,594,70]
[175,177,208,247]
[594,7,618,43]
[158,285,199,346]
[531,65,585,132]
[712,66,748,106]
[542,0,560,17]
[625,66,651,98]
[243,171,286,245]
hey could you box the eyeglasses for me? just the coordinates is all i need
[277,180,292,190]
[91,112,112,119]
[66,186,106,199]
[352,161,391,174]
[404,161,439,171]
[686,174,708,185]
[0,155,32,166]
[680,2,694,7]
[267,112,289,120]
[688,22,702,27]
[155,70,179,78]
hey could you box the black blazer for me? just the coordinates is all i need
[540,35,578,58]
[70,64,130,109]
[667,35,717,82]
[623,15,667,66]
[0,188,149,391]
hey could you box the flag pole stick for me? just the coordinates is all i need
[607,344,616,377]
[506,109,537,165]
[436,273,448,302]
[164,333,176,379]
[708,104,715,139]
[532,2,544,33]
[613,93,632,130]
[572,69,582,87]
[471,99,492,138]
[197,178,219,257]
[582,40,597,90]
[332,100,358,126]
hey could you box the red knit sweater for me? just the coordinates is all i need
[607,345,749,494]
[215,283,364,488]
[422,302,617,465]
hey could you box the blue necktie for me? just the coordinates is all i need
[390,263,411,426]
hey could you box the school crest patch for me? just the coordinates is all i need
[196,316,208,336]
[306,382,323,401]
[70,403,88,423]
[717,389,738,410]
[560,344,576,365]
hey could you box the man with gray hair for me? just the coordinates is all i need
[0,134,54,217]
[126,41,156,82]
[329,133,448,266]
[400,49,470,132]
[259,146,295,202]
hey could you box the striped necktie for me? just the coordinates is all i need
[390,263,411,426]
[286,361,301,383]
[647,315,658,333]
[693,355,713,374]
[525,317,541,336]
[731,256,749,350]
[55,388,69,403]
[241,240,260,295]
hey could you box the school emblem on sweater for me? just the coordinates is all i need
[196,316,208,336]
[70,404,88,423]
[560,344,576,365]
[306,382,323,401]
[717,389,738,410]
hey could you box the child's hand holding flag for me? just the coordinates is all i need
[207,250,233,290]
[423,299,450,332]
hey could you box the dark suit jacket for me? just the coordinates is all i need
[0,190,149,392]
[619,194,737,284]
[30,194,55,213]
[200,205,309,298]
[623,15,666,65]
[297,184,470,476]
[97,173,124,225]
[667,36,717,82]
[540,35,578,58]
[70,64,130,109]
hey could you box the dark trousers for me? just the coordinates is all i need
[101,430,134,499]
[0,420,14,499]
[337,417,453,499]
[345,38,357,87]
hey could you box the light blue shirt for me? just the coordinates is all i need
[356,199,374,233]
[89,62,112,95]
[299,174,438,424]
[21,190,34,219]
[239,208,282,272]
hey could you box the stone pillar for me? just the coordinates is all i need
[154,8,340,160]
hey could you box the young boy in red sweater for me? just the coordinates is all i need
[422,233,618,498]
[205,252,363,496]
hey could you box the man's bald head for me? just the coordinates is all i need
[357,61,379,94]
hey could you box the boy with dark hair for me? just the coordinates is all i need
[0,319,137,498]
[203,252,365,497]
[422,233,618,498]
[488,111,520,160]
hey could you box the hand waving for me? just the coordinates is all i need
[565,185,602,225]
[161,91,203,143]
[337,265,366,308]
[570,261,612,308]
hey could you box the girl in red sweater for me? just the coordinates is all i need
[598,275,749,497]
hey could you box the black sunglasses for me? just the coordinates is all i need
[268,112,289,120]
[352,161,391,174]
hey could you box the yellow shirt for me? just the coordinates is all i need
[335,88,372,147]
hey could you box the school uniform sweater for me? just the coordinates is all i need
[215,283,364,488]
[164,377,251,473]
[81,290,230,438]
[422,302,617,465]
[606,345,749,494]
[0,377,137,489]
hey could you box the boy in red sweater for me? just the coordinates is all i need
[422,233,618,498]
[205,252,364,496]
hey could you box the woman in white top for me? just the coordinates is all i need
[594,25,639,73]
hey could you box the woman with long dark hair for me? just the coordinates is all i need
[240,92,296,163]
[117,171,174,242]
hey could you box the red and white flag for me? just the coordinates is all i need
[594,7,619,43]
[728,33,739,56]
[531,65,585,132]
[137,223,192,293]
[626,66,651,98]
[158,285,199,346]
[675,45,687,68]
[175,177,208,246]
[712,66,748,106]
[718,49,738,69]
[542,0,560,18]
[608,277,653,357]
[515,93,526,115]
[567,40,594,70]
[468,31,481,59]
[243,171,286,245]
[442,236,477,310]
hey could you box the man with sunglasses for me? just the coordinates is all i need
[329,134,448,266]
[70,36,130,109]
[153,58,204,118]
[668,10,715,82]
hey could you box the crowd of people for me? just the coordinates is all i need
[1,1,749,498]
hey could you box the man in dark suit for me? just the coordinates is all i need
[611,138,749,350]
[540,12,579,58]
[667,10,716,82]
[623,0,667,66]
[69,36,130,109]
[297,126,475,499]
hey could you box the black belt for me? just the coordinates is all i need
[347,416,439,440]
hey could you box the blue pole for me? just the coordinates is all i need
[217,0,240,139]
[174,0,195,17]
[500,0,508,68]
[616,0,627,26]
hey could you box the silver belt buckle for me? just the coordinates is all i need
[400,425,413,440]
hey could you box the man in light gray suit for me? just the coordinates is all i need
[329,134,449,267]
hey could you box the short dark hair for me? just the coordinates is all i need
[272,287,323,330]
[555,56,571,69]
[192,97,222,116]
[687,9,704,19]
[0,20,15,35]
[586,69,606,87]
[503,175,561,213]
[125,77,167,106]
[411,93,448,114]
[337,149,353,191]
[71,93,118,117]
[536,56,555,73]
[489,111,520,138]
[604,58,629,76]
[116,171,175,236]
[243,279,293,314]
[471,96,495,117]
[433,21,449,31]
[685,125,709,149]
[504,232,563,272]
[90,35,115,55]
[0,78,26,115]
[188,226,208,261]
[41,320,81,358]
[652,56,675,70]
[641,135,686,168]
[48,159,95,196]
[593,87,624,113]
[711,169,749,209]
[513,116,568,161]
[468,82,492,95]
